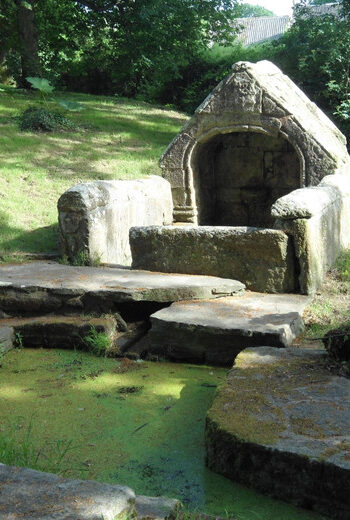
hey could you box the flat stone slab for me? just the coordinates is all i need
[0,262,244,315]
[0,325,14,353]
[0,463,135,520]
[135,495,181,520]
[206,347,350,519]
[148,293,309,365]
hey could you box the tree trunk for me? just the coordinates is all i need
[16,0,41,86]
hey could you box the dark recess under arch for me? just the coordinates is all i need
[192,131,302,227]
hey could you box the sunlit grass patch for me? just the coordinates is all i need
[0,85,188,257]
[303,249,350,339]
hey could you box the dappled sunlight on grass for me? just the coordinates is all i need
[0,86,188,255]
[0,385,26,400]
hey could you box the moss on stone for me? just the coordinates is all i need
[207,348,335,446]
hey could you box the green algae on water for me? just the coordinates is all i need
[0,349,328,520]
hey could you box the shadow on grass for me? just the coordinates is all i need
[0,109,184,182]
[0,212,59,255]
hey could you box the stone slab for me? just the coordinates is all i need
[0,262,244,316]
[0,315,117,352]
[130,225,296,293]
[205,347,350,519]
[0,325,14,352]
[0,463,135,520]
[148,293,309,365]
[135,495,181,520]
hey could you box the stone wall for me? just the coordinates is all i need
[128,172,350,294]
[130,225,296,293]
[58,176,173,266]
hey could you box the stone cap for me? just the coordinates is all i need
[197,60,348,168]
[58,176,170,213]
[272,172,350,219]
[160,61,350,197]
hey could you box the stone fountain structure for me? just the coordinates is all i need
[129,60,350,294]
[58,60,350,295]
[1,61,350,519]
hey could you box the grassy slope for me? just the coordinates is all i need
[0,86,187,256]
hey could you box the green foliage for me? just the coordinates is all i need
[84,326,110,357]
[25,75,85,112]
[334,249,350,281]
[19,107,76,132]
[0,417,77,474]
[71,250,101,267]
[1,0,240,99]
[0,344,6,367]
[234,3,275,17]
[155,41,276,113]
[15,332,23,349]
[26,76,54,94]
[270,0,350,140]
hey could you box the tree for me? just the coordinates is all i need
[1,0,240,94]
[15,0,41,84]
[271,0,350,138]
[234,3,275,17]
[0,0,41,86]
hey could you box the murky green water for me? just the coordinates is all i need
[0,349,328,520]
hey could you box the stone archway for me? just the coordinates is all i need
[190,130,302,227]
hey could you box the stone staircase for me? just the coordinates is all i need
[0,261,310,366]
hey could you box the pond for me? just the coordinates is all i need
[0,348,328,520]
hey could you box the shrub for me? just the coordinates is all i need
[19,107,76,132]
[84,326,110,357]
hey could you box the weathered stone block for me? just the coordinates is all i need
[273,173,350,294]
[0,262,245,319]
[205,346,350,519]
[0,325,14,353]
[58,176,173,266]
[0,463,136,520]
[147,293,308,365]
[2,315,118,351]
[323,325,350,362]
[130,225,296,293]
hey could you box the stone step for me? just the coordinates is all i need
[0,315,118,352]
[205,346,350,520]
[147,292,311,365]
[0,463,136,520]
[0,261,245,318]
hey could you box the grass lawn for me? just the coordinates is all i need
[0,86,187,257]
